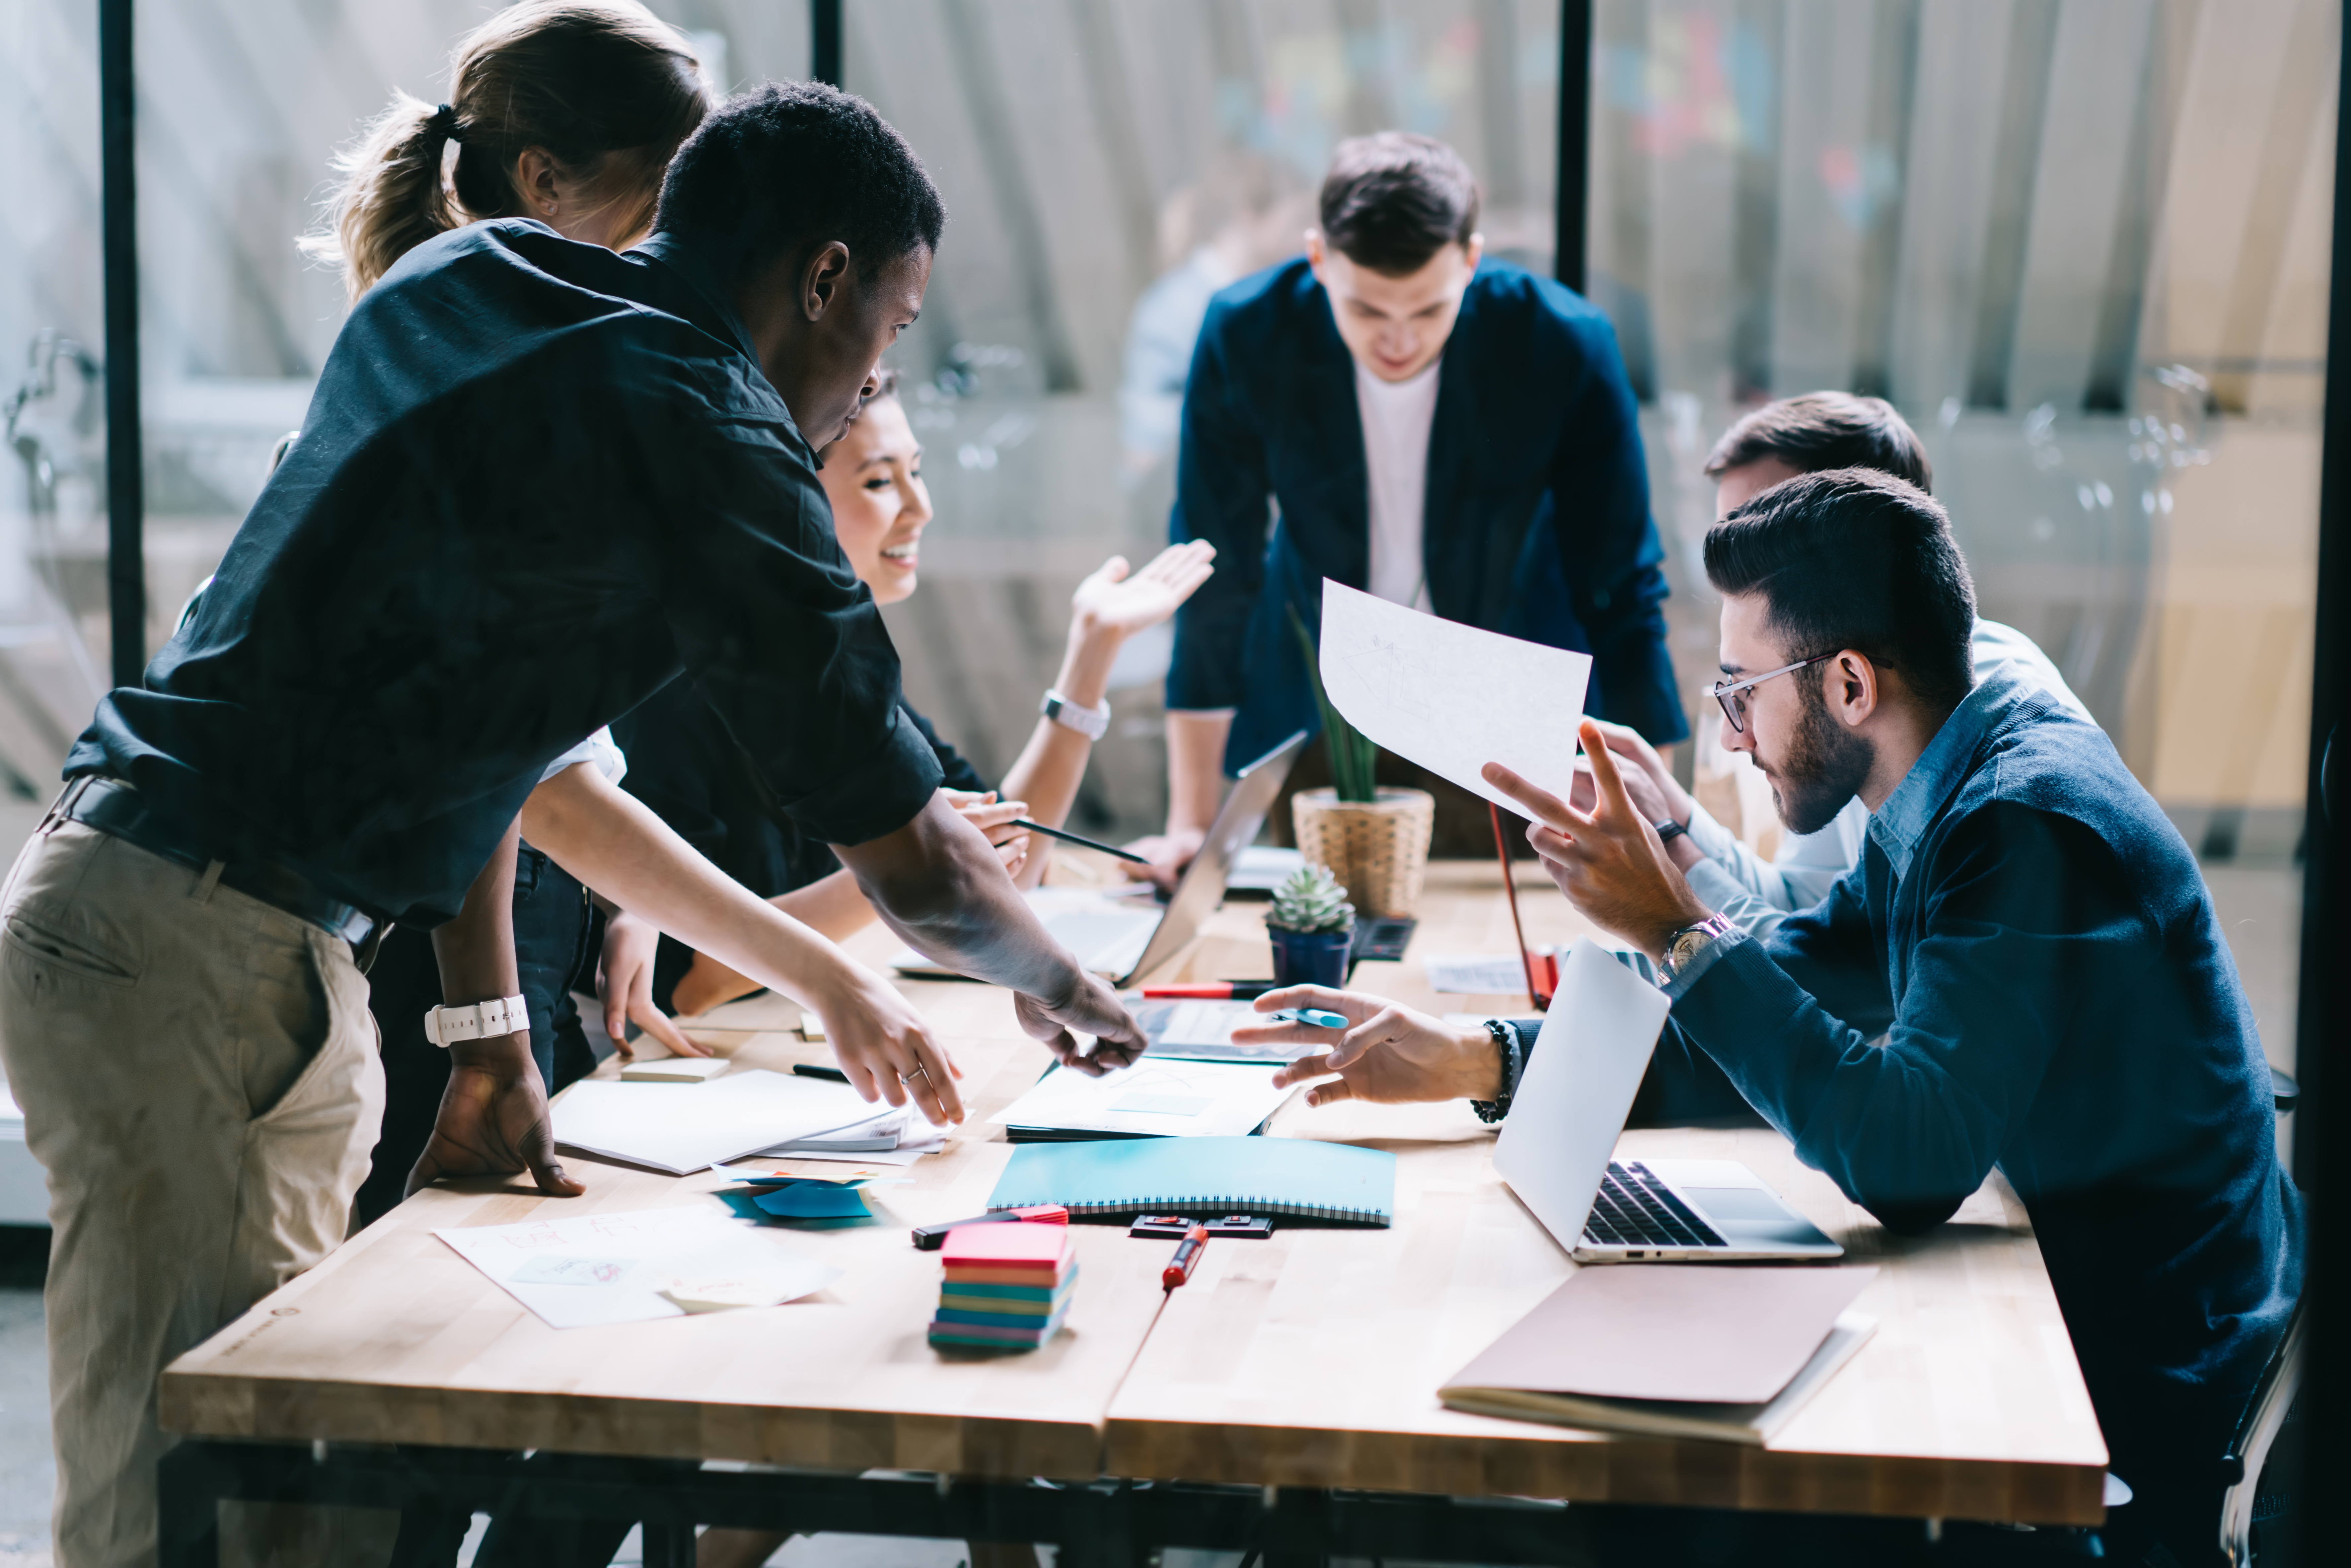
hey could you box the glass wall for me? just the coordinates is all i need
[845,0,1563,837]
[0,0,2326,1107]
[0,0,106,854]
[0,0,812,863]
[1585,0,2332,1130]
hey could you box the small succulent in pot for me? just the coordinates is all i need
[1268,863,1355,933]
[1266,863,1355,988]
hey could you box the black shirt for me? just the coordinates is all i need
[66,221,942,926]
[614,673,984,902]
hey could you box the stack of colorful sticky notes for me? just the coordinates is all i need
[928,1222,1077,1350]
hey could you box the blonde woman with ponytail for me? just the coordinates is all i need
[298,2,723,1240]
[304,0,708,295]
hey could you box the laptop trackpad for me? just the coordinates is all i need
[1680,1185,1825,1246]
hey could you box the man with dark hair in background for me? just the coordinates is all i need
[1142,131,1683,866]
[1591,391,2098,938]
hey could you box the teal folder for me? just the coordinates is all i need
[987,1136,1396,1226]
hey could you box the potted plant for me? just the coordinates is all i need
[1288,610,1436,917]
[1265,863,1356,988]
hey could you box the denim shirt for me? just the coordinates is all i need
[1664,667,2302,1488]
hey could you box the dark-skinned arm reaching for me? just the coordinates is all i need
[407,819,584,1199]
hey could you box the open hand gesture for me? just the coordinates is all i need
[1068,540,1216,642]
[1238,986,1499,1107]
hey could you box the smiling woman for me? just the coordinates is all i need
[612,371,1216,1020]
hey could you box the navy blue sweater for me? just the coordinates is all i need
[1664,668,2302,1492]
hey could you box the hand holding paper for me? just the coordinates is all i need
[1483,722,1713,962]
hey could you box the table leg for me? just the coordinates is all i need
[156,1442,227,1568]
[641,1515,697,1568]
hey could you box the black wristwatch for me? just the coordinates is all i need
[1469,1019,1521,1124]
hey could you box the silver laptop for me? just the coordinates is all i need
[1494,942,1841,1263]
[892,732,1307,987]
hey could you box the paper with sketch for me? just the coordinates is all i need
[436,1205,839,1328]
[1317,581,1593,813]
[991,1058,1301,1137]
[552,1069,878,1175]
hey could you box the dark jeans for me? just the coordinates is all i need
[357,842,600,1226]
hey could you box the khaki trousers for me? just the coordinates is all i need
[0,820,385,1568]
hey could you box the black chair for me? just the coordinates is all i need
[2219,1296,2306,1565]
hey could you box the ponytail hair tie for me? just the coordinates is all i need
[427,103,464,144]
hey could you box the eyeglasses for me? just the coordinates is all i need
[1709,653,1834,734]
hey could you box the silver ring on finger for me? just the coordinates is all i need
[904,1064,929,1082]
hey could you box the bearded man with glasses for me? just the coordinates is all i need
[1258,467,2300,1565]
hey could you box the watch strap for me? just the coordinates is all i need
[1657,914,1736,987]
[423,994,530,1047]
[1040,688,1110,741]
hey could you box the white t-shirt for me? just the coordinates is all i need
[1354,357,1441,611]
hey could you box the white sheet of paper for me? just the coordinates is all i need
[1317,580,1593,812]
[435,1205,839,1329]
[990,1058,1300,1137]
[1425,955,1534,994]
[553,1069,877,1175]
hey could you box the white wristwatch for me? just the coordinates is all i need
[1040,687,1110,741]
[423,994,530,1047]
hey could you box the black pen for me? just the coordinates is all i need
[1009,818,1151,866]
[792,1063,849,1083]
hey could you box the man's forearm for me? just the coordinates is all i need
[431,821,524,1004]
[520,765,861,1010]
[1165,709,1233,834]
[833,793,1093,1002]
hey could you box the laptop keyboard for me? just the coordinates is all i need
[1581,1161,1728,1250]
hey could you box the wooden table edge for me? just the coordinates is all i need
[1100,1418,2107,1528]
[158,1369,1110,1483]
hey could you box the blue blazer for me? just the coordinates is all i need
[1165,257,1687,771]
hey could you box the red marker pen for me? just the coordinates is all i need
[1140,982,1277,1000]
[1162,1223,1209,1290]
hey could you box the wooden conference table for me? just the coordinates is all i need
[155,861,2108,1563]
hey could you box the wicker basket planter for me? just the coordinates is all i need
[1291,787,1436,918]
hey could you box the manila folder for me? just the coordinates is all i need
[1440,1265,1877,1441]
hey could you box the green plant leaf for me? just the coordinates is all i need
[1289,604,1378,803]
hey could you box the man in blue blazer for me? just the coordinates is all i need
[1148,133,1685,861]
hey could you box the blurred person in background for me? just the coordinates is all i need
[1119,151,1314,479]
[618,369,1216,1021]
[1143,132,1684,871]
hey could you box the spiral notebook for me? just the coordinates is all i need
[986,1136,1396,1225]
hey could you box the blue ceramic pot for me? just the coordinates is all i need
[1268,923,1354,989]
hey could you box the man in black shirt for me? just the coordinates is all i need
[0,84,1141,1565]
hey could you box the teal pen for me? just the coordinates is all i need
[1270,1007,1349,1030]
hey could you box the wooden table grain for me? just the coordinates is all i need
[159,861,2108,1524]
